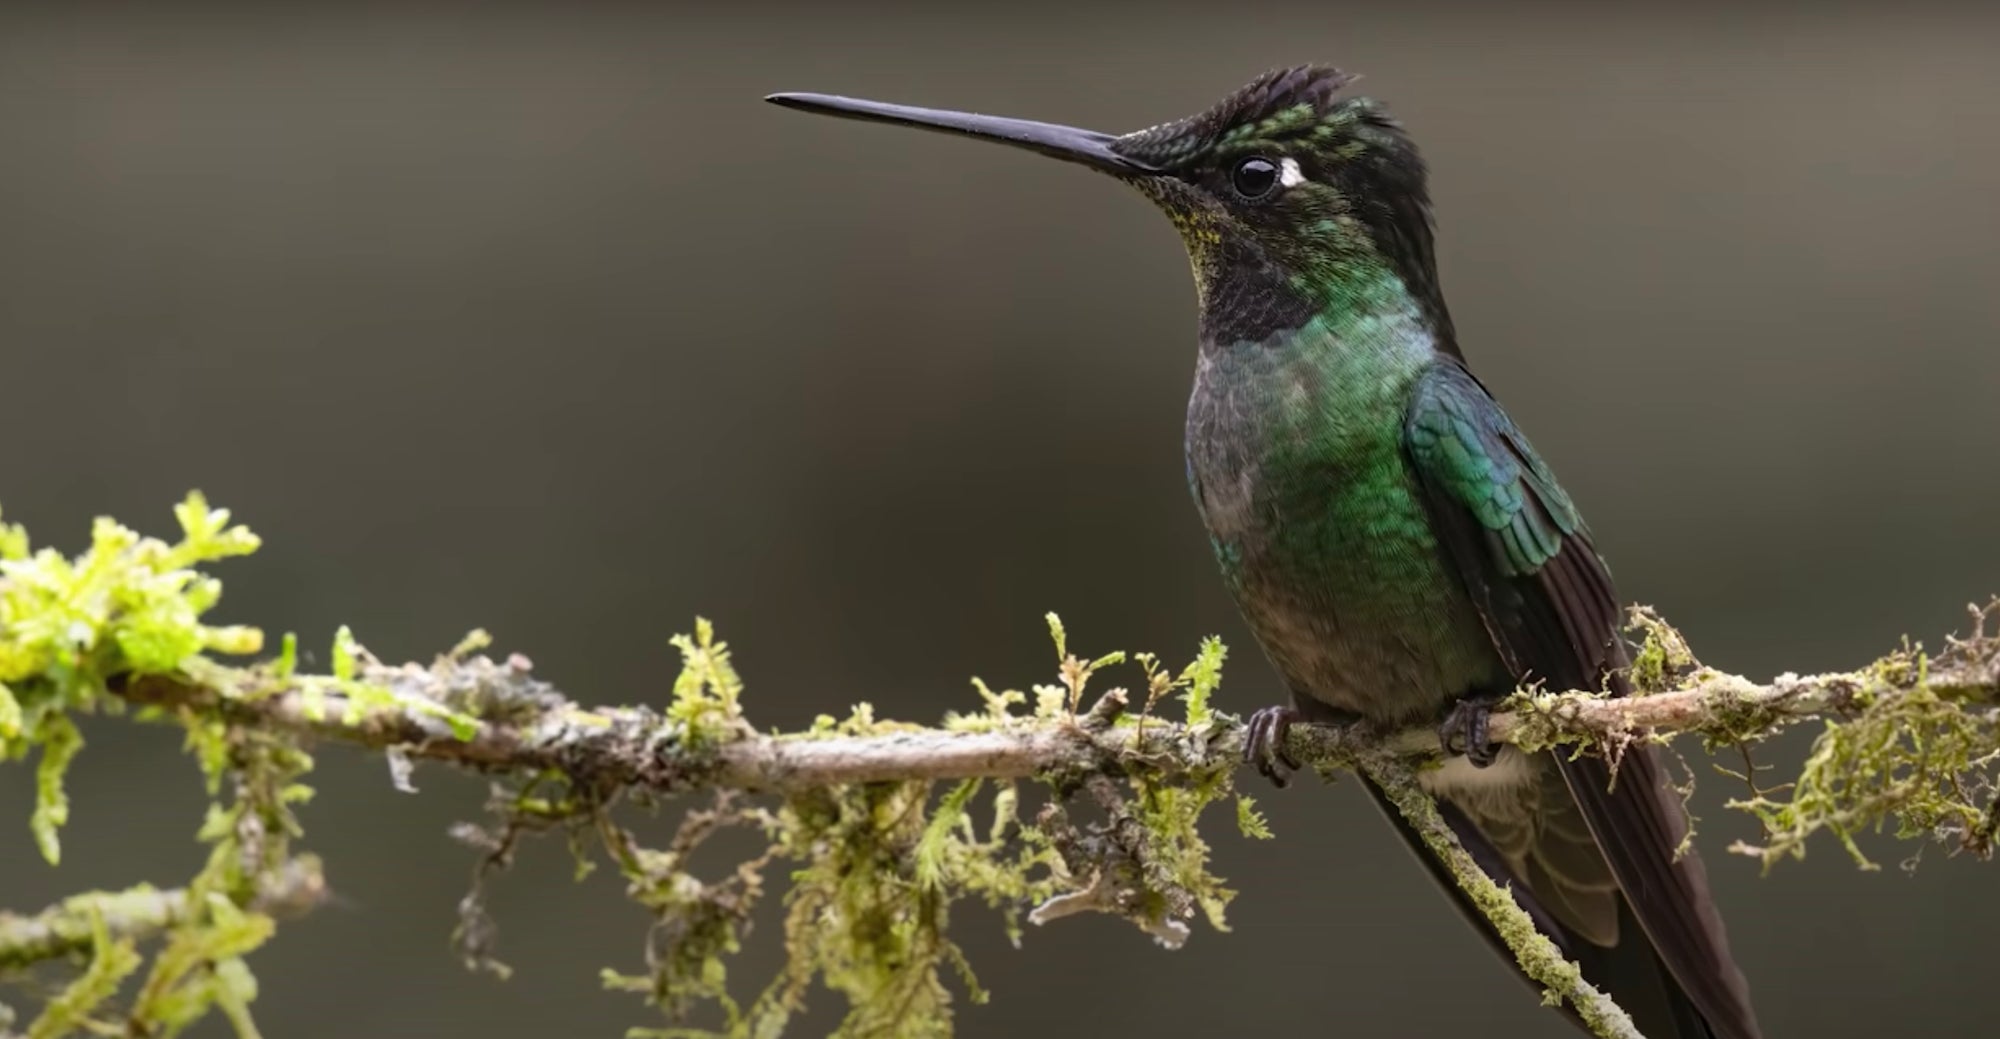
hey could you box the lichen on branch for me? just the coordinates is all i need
[1357,750,1641,1039]
[441,615,1254,1039]
[6,496,2000,1039]
[0,495,328,1039]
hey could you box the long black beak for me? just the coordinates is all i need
[765,92,1157,175]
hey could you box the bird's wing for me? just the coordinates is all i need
[1401,357,1760,1039]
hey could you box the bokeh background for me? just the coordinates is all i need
[5,3,1998,1036]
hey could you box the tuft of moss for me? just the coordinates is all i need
[1625,605,1697,695]
[593,618,1248,1037]
[667,618,752,748]
[0,496,316,1038]
[23,909,144,1039]
[439,615,1253,1038]
[1,493,262,864]
[1729,639,2000,871]
[599,794,775,1034]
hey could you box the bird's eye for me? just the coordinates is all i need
[1230,157,1281,200]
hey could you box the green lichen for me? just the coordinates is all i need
[598,794,775,1031]
[741,782,976,1038]
[1362,751,1637,1037]
[1500,609,1705,758]
[29,714,82,864]
[0,498,1254,1039]
[1235,795,1273,840]
[447,615,1252,1038]
[667,618,751,748]
[127,892,276,1037]
[941,678,1026,732]
[64,494,2000,1038]
[1625,605,1697,695]
[1124,773,1237,935]
[447,626,770,992]
[0,493,262,864]
[1497,606,2000,873]
[1729,639,2000,871]
[1175,636,1228,728]
[276,625,481,742]
[1,495,316,1038]
[23,909,144,1039]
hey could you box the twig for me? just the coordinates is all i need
[1357,751,1641,1039]
[0,857,327,970]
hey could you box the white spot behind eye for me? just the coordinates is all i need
[1278,157,1306,187]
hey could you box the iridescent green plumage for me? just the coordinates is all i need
[1410,368,1583,574]
[771,65,1760,1039]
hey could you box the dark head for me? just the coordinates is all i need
[768,65,1454,349]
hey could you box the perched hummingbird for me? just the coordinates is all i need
[769,67,1760,1039]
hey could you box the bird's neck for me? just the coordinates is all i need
[1202,251,1447,376]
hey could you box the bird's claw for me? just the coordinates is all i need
[1244,705,1304,788]
[1439,697,1502,768]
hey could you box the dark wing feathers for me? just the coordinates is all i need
[1404,359,1761,1039]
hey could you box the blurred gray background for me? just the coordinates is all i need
[4,2,1998,1036]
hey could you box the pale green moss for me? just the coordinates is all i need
[1,496,308,1038]
[20,493,1995,1039]
[667,618,751,748]
[599,795,775,1032]
[0,493,263,863]
[1,499,1257,1039]
[29,713,81,864]
[24,909,143,1039]
[1362,752,1637,1037]
[1176,636,1228,728]
[1503,607,2000,873]
[1235,795,1274,840]
[1625,605,1696,695]
[476,615,1252,1038]
[1730,640,2000,870]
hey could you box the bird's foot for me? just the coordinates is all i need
[1243,705,1304,789]
[1439,695,1504,768]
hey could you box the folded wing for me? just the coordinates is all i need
[1402,358,1760,1039]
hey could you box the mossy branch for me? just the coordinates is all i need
[0,858,328,972]
[9,496,2000,1039]
[1357,751,1641,1039]
[103,601,2000,801]
[97,602,2000,1039]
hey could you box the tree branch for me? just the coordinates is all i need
[92,604,2000,1039]
[109,604,2000,795]
[16,497,1998,1039]
[0,857,327,970]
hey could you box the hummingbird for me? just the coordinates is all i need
[768,66,1760,1039]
